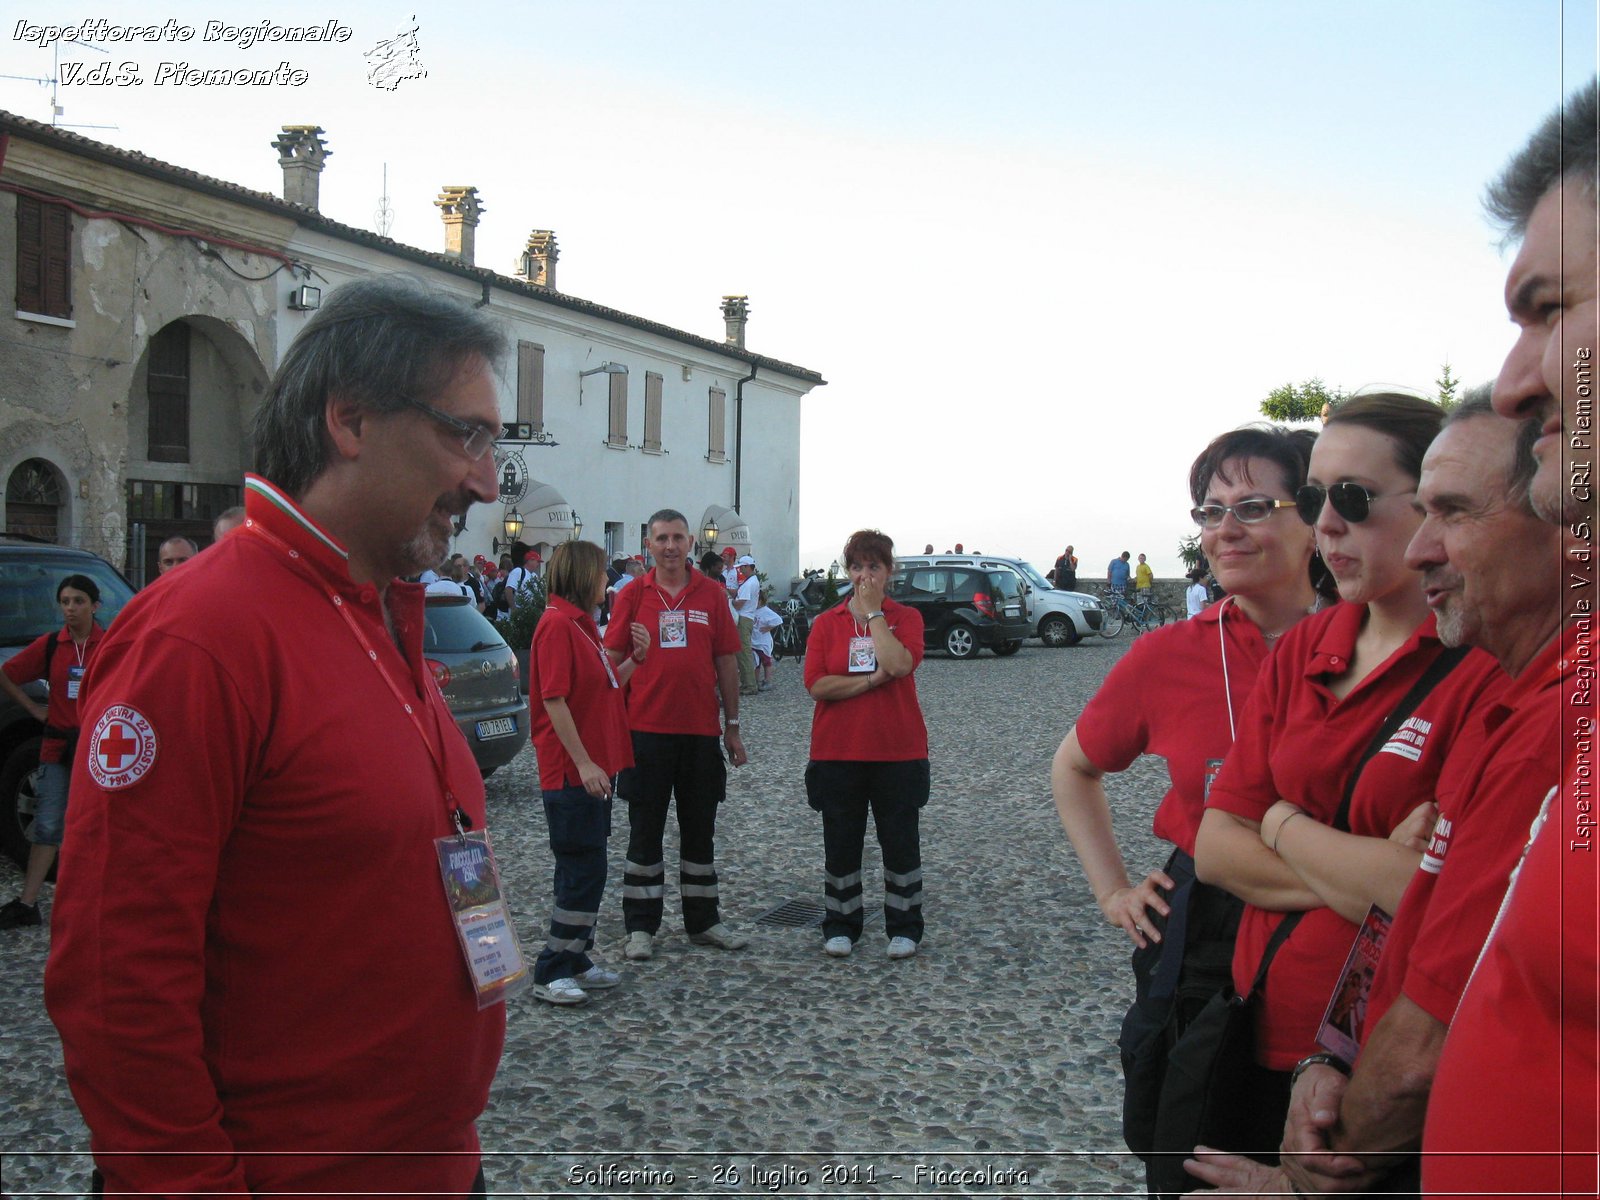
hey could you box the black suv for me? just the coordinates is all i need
[0,538,137,868]
[888,564,1030,659]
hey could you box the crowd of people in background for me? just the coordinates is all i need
[0,78,1592,1199]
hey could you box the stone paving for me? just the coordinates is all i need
[0,632,1178,1197]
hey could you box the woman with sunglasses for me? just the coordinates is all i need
[1191,392,1506,1162]
[1052,423,1327,1184]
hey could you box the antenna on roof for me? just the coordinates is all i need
[0,39,117,129]
[374,163,394,237]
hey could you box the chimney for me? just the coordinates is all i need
[517,230,559,290]
[272,125,331,210]
[435,186,485,266]
[720,295,749,348]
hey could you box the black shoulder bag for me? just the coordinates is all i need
[1146,646,1468,1196]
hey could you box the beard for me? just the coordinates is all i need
[399,492,470,576]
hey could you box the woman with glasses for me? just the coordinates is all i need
[1052,423,1326,1184]
[527,540,650,1006]
[1190,392,1506,1167]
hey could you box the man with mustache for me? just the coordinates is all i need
[1423,78,1599,1197]
[45,276,510,1197]
[1184,396,1561,1195]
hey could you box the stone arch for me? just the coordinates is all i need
[4,457,68,542]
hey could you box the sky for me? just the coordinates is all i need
[2,1,1595,576]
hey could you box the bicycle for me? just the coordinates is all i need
[773,598,810,660]
[1098,588,1175,638]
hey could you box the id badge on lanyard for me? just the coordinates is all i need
[848,635,877,673]
[659,609,688,648]
[433,829,529,1009]
[66,665,84,700]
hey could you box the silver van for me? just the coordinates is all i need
[892,554,1102,646]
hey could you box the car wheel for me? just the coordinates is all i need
[1098,605,1125,637]
[0,735,42,870]
[994,639,1022,656]
[1038,614,1079,647]
[943,623,979,659]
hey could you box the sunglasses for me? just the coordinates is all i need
[1294,482,1416,525]
[1189,498,1296,529]
[405,396,500,461]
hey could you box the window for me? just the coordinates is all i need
[708,387,726,462]
[516,341,545,432]
[15,194,71,319]
[643,371,663,452]
[607,371,628,447]
[146,322,192,463]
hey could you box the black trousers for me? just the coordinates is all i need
[806,758,929,942]
[618,732,727,936]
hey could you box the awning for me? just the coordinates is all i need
[699,504,752,559]
[520,481,576,545]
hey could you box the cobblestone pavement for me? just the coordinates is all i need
[1,633,1178,1197]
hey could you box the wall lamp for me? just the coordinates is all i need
[578,361,627,405]
[491,507,524,554]
[287,284,321,311]
[701,517,719,550]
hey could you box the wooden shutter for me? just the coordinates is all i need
[708,387,726,461]
[516,341,545,431]
[608,371,628,446]
[644,371,663,451]
[15,195,72,319]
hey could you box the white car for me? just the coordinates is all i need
[891,554,1102,646]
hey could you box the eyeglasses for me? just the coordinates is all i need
[1189,499,1297,528]
[1295,482,1414,525]
[405,396,499,461]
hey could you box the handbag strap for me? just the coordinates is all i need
[1245,643,1471,997]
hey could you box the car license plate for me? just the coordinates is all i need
[475,716,518,740]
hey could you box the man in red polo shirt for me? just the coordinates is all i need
[606,508,749,960]
[44,277,511,1197]
[1423,79,1599,1199]
[1185,399,1563,1195]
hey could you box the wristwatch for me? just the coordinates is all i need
[1292,1052,1351,1084]
[864,610,885,622]
[724,719,740,729]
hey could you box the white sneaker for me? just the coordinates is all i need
[573,965,621,990]
[534,977,589,1005]
[689,922,749,950]
[624,931,654,961]
[823,936,853,957]
[887,936,918,960]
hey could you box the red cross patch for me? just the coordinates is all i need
[88,706,158,789]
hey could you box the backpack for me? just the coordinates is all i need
[489,577,509,613]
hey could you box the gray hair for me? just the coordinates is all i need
[159,535,199,554]
[1443,383,1539,512]
[646,508,689,532]
[252,275,507,496]
[1485,78,1599,238]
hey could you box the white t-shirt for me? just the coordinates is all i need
[1186,582,1209,618]
[735,573,761,619]
[750,605,782,655]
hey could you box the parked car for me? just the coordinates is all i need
[893,553,1102,646]
[0,538,137,869]
[422,593,525,779]
[887,562,1030,659]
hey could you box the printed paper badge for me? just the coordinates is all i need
[87,706,158,789]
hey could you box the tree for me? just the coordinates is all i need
[1259,378,1344,423]
[1178,532,1205,571]
[1435,361,1460,411]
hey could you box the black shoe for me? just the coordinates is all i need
[0,898,41,929]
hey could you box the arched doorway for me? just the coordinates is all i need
[5,459,64,542]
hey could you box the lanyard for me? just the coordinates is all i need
[248,522,470,833]
[569,615,619,688]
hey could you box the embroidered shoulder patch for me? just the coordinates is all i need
[88,706,158,789]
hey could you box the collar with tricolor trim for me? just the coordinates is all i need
[242,473,352,584]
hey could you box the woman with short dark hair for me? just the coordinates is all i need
[803,529,929,960]
[527,540,648,1005]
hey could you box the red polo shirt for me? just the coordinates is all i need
[604,567,740,736]
[3,622,105,763]
[1424,630,1597,1198]
[44,474,503,1198]
[1205,603,1506,1069]
[529,595,633,789]
[1365,635,1561,1034]
[805,599,928,761]
[1076,597,1274,859]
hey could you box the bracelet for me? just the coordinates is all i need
[1292,1052,1351,1084]
[864,610,885,622]
[1273,809,1308,854]
[724,719,740,728]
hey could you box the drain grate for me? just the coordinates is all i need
[754,898,880,928]
[756,898,825,928]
